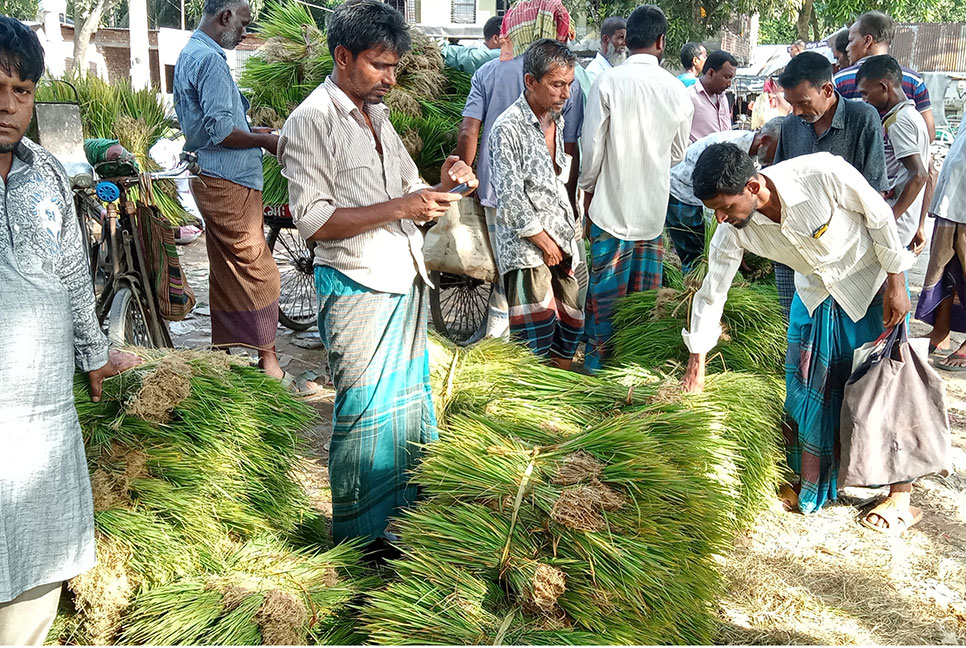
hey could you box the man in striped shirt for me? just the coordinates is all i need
[834,11,934,141]
[682,143,920,534]
[278,0,476,555]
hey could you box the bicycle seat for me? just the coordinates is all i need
[63,160,95,189]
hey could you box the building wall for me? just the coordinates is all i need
[414,0,500,38]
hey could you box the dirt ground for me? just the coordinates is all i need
[172,225,966,645]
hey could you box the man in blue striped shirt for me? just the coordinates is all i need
[174,0,318,394]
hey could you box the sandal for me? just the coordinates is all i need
[936,352,966,372]
[280,370,323,398]
[859,497,922,535]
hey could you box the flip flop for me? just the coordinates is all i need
[936,352,966,372]
[859,497,922,535]
[280,370,323,398]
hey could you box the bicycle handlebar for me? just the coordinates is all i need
[97,152,200,186]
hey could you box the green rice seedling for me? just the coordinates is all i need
[120,537,373,645]
[611,281,786,375]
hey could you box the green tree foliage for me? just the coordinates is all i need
[0,0,39,20]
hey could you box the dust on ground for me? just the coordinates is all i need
[174,224,966,644]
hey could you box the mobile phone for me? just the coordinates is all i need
[449,182,474,196]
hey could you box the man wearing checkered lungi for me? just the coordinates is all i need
[578,5,693,371]
[489,40,585,368]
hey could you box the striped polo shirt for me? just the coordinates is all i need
[834,56,931,114]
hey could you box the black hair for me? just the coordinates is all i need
[693,143,758,201]
[703,49,737,75]
[600,16,626,38]
[326,0,411,57]
[854,11,895,45]
[483,15,502,41]
[0,16,44,83]
[680,41,703,69]
[855,54,902,87]
[626,5,667,51]
[523,37,576,82]
[778,51,832,90]
[203,0,246,17]
[832,28,849,55]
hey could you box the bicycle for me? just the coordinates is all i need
[76,152,200,348]
[263,204,319,332]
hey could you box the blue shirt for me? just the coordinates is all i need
[677,71,698,87]
[834,57,931,114]
[773,92,889,192]
[462,56,584,208]
[173,30,263,190]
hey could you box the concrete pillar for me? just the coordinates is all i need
[41,0,67,77]
[128,0,150,89]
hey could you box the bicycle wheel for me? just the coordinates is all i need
[266,224,318,332]
[429,271,493,345]
[107,286,155,347]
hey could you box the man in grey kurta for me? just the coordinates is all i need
[0,18,134,644]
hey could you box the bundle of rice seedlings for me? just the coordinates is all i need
[119,537,378,645]
[362,338,784,644]
[610,281,786,375]
[241,1,468,189]
[55,348,351,644]
[35,75,190,225]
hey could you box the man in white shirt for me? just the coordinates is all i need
[279,0,476,555]
[856,55,929,253]
[581,16,626,92]
[681,143,919,534]
[578,4,693,372]
[666,117,784,273]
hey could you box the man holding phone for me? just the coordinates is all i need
[489,39,585,369]
[278,0,476,554]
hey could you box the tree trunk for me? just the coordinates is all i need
[796,0,813,41]
[72,0,121,76]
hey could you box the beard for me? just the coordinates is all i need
[604,43,627,66]
[799,112,822,124]
[218,27,242,49]
[549,109,563,121]
[0,139,20,154]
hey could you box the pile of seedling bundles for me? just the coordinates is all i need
[56,349,376,645]
[360,338,785,644]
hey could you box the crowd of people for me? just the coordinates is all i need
[1,0,964,642]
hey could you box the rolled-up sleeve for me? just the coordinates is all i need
[278,107,337,241]
[826,159,915,274]
[196,56,240,146]
[682,224,744,354]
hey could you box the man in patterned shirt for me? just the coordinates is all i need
[489,39,585,369]
[0,18,137,644]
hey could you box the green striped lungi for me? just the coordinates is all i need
[315,265,437,544]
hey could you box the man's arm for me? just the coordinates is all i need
[453,68,488,164]
[454,117,482,166]
[681,224,745,392]
[826,158,912,264]
[891,153,928,223]
[671,98,694,167]
[195,56,278,154]
[578,81,608,193]
[562,81,584,214]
